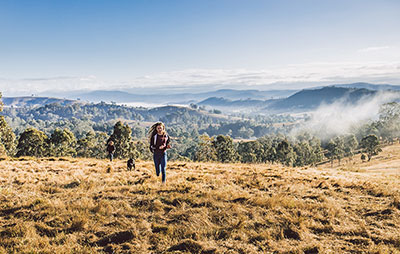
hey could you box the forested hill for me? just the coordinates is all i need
[268,86,379,111]
[336,82,400,91]
[1,102,222,124]
[197,97,272,107]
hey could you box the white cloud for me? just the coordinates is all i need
[0,76,108,96]
[125,62,400,90]
[1,61,400,96]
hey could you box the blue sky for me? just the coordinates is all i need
[1,0,400,95]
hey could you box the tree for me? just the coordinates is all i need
[344,134,358,161]
[275,139,296,166]
[76,131,108,158]
[16,128,49,157]
[108,121,138,159]
[0,93,16,156]
[0,116,16,156]
[238,141,263,163]
[360,134,381,161]
[212,135,238,163]
[182,142,197,161]
[134,140,152,161]
[194,134,217,162]
[293,141,313,167]
[325,136,345,167]
[257,136,275,163]
[131,124,146,139]
[49,128,77,157]
[326,140,337,167]
[377,102,400,143]
[309,136,324,165]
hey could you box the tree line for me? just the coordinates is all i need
[0,119,382,167]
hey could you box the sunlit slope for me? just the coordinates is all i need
[0,148,399,253]
[357,143,400,174]
[321,142,400,175]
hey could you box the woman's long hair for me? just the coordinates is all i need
[148,122,166,141]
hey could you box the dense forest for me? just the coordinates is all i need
[1,93,399,166]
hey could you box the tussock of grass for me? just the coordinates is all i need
[1,145,400,253]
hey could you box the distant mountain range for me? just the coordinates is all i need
[2,96,79,108]
[63,82,400,106]
[2,83,400,114]
[71,88,296,104]
[267,86,379,112]
[335,82,400,91]
[197,85,400,113]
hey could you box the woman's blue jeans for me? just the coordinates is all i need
[153,152,167,183]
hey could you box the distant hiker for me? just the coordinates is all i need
[148,122,171,184]
[107,140,115,162]
[127,158,135,171]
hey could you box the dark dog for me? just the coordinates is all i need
[127,158,135,171]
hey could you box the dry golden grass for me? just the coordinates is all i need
[0,145,400,253]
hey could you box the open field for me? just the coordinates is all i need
[0,145,400,253]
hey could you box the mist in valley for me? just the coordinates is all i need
[291,91,400,141]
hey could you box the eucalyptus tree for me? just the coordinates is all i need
[360,134,381,161]
[108,121,139,159]
[0,92,16,156]
[76,131,108,158]
[326,136,345,167]
[16,128,49,157]
[238,140,263,163]
[212,135,238,163]
[49,128,77,157]
[194,134,217,162]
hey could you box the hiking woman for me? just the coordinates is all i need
[107,140,115,162]
[148,122,171,183]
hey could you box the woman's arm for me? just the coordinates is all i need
[166,135,171,149]
[149,135,155,153]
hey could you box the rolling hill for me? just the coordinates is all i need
[197,97,271,108]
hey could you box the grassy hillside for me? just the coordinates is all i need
[0,145,399,253]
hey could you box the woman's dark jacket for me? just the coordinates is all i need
[149,134,170,154]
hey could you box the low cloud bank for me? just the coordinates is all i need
[292,91,399,140]
[1,61,400,96]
